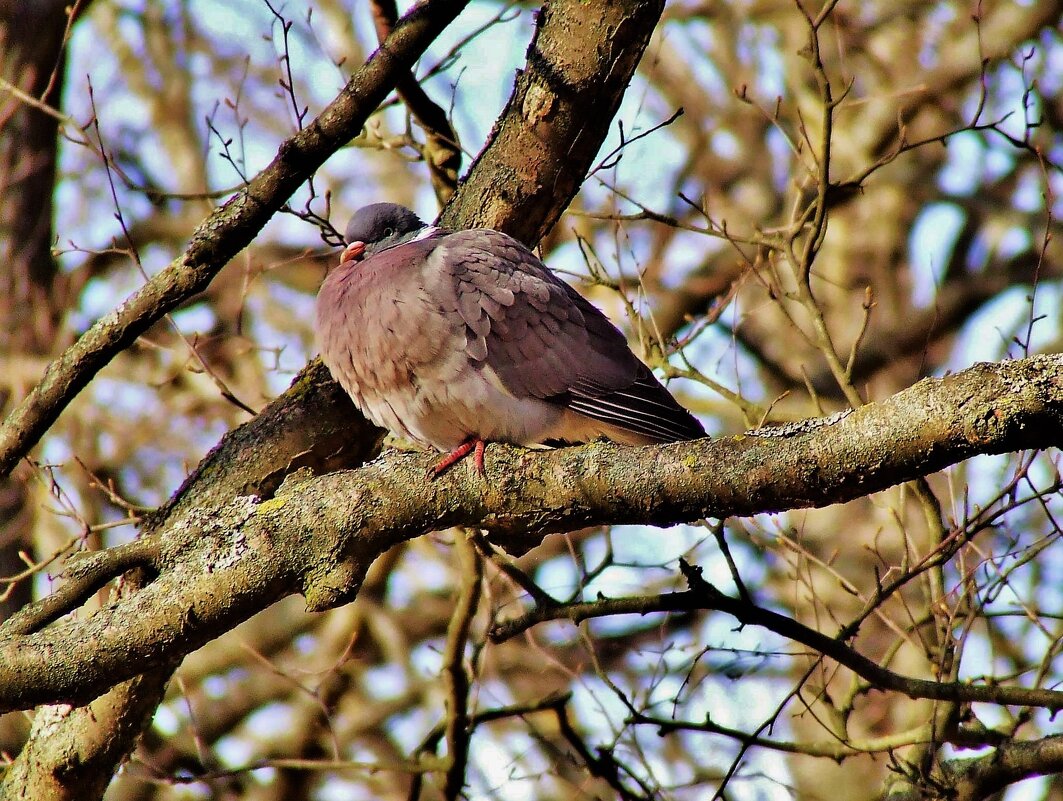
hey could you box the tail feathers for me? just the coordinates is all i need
[565,374,705,444]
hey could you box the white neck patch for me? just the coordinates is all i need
[412,226,443,242]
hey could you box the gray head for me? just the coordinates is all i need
[344,203,427,258]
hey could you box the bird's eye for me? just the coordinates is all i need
[383,227,395,238]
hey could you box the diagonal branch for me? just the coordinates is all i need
[0,0,672,796]
[489,574,1063,712]
[438,0,667,239]
[370,0,463,203]
[0,354,1059,713]
[0,0,471,480]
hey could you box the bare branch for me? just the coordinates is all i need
[0,0,471,480]
[0,355,1059,713]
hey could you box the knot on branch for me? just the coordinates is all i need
[300,557,369,612]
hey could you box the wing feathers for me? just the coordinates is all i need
[436,229,704,444]
[568,377,705,443]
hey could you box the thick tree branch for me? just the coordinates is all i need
[0,355,1059,713]
[0,3,678,795]
[0,5,470,797]
[1,536,161,636]
[944,734,1063,801]
[0,666,175,800]
[884,733,1063,801]
[0,0,470,480]
[439,0,666,238]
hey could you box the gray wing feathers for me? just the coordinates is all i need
[435,230,704,443]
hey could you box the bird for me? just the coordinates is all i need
[315,202,705,476]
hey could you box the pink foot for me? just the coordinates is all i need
[430,436,487,478]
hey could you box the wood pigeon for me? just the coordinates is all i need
[315,203,705,476]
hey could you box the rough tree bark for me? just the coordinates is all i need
[2,353,1061,715]
[0,0,669,796]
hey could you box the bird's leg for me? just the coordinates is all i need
[429,436,487,478]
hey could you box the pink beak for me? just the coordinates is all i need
[341,241,366,264]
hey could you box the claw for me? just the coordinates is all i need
[429,436,487,478]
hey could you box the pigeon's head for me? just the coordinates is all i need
[340,203,427,263]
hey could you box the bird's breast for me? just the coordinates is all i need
[316,274,566,450]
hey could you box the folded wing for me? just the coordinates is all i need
[432,230,705,443]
